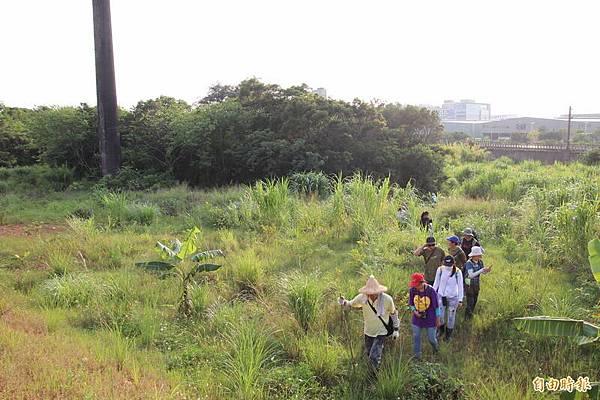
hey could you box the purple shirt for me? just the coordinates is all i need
[409,285,439,328]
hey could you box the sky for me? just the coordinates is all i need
[1,0,598,117]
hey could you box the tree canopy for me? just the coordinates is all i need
[0,79,446,192]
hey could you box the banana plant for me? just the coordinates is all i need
[136,227,224,317]
[514,238,600,343]
[514,239,600,399]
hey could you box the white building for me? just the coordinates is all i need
[441,99,491,121]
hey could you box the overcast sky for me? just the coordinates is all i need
[1,0,598,117]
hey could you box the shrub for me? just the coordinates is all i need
[289,171,331,198]
[94,166,176,191]
[580,149,600,165]
[0,165,74,193]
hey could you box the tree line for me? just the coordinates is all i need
[0,79,446,192]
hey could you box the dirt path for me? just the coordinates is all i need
[0,224,65,237]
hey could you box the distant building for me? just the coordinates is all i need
[442,116,600,139]
[441,99,491,121]
[312,88,327,98]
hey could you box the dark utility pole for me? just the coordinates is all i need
[92,0,121,176]
[566,106,572,151]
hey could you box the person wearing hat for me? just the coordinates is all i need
[408,273,440,359]
[338,275,400,371]
[446,235,467,275]
[413,236,445,285]
[433,255,464,340]
[460,228,480,259]
[464,246,491,319]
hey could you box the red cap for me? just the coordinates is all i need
[409,273,425,288]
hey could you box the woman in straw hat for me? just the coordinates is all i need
[408,272,440,359]
[464,246,491,319]
[338,275,399,371]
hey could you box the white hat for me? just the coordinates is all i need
[359,275,387,295]
[469,246,484,257]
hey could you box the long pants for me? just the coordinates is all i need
[465,282,480,318]
[440,296,460,329]
[364,335,386,370]
[411,324,438,359]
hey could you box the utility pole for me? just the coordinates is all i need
[566,106,572,151]
[92,0,121,176]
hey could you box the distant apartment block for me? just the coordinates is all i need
[441,99,491,121]
[312,88,327,98]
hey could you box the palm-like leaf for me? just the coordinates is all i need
[588,238,600,287]
[178,227,201,260]
[135,261,177,272]
[193,263,222,274]
[513,316,599,345]
[156,241,177,258]
[191,249,225,262]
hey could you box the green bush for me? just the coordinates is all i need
[94,167,176,192]
[289,171,331,198]
[0,165,74,193]
[580,148,600,165]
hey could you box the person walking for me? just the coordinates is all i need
[433,256,464,341]
[338,275,399,371]
[413,236,445,285]
[460,228,480,258]
[408,273,440,360]
[464,246,491,319]
[446,235,467,275]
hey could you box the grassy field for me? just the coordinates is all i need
[1,153,599,399]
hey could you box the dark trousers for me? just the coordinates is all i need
[465,283,480,318]
[364,335,386,370]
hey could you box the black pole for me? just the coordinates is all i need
[566,106,572,151]
[92,0,120,176]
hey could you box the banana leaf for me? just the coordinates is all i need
[588,238,600,287]
[193,263,221,274]
[177,227,201,260]
[135,261,177,271]
[513,316,599,345]
[156,241,176,258]
[191,249,224,262]
[560,383,599,400]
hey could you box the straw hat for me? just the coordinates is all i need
[359,275,387,295]
[469,246,484,257]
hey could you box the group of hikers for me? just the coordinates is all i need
[338,225,491,371]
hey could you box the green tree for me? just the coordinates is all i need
[0,105,38,167]
[120,96,189,173]
[28,104,99,177]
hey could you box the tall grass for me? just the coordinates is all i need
[285,274,323,332]
[346,174,392,240]
[246,178,292,228]
[223,322,279,400]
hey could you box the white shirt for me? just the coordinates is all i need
[346,293,396,337]
[433,266,464,300]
